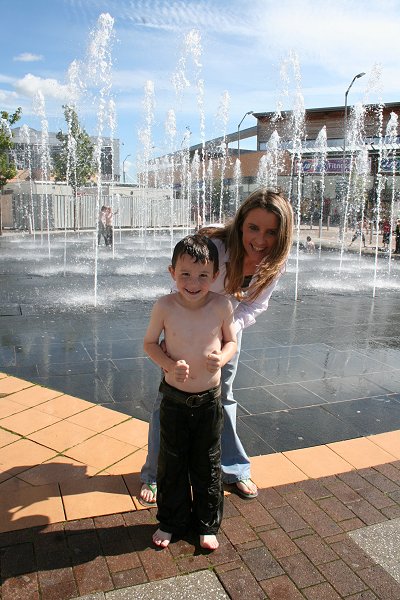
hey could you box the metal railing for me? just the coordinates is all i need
[10,192,190,231]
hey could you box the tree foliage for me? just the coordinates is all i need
[0,107,22,190]
[52,105,95,195]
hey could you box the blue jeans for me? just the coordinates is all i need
[141,330,251,485]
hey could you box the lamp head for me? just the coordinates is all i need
[356,72,366,79]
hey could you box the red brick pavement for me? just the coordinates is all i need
[2,462,400,599]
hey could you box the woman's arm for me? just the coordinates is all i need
[233,270,283,333]
[206,297,237,373]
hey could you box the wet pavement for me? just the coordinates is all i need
[1,229,400,598]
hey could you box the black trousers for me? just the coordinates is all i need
[97,224,107,246]
[105,226,113,246]
[156,380,223,536]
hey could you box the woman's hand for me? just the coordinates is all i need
[174,359,189,382]
[206,350,222,373]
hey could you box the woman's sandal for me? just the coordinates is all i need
[234,478,258,499]
[139,483,157,507]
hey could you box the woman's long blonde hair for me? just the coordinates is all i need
[201,188,293,300]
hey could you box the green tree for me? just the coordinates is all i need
[0,107,22,234]
[0,107,22,191]
[53,105,95,193]
[53,105,95,229]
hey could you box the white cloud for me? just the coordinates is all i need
[14,74,73,101]
[13,52,44,62]
[0,74,15,84]
[248,0,400,77]
[108,0,251,36]
[0,89,19,103]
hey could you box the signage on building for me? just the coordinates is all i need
[296,157,371,175]
[380,158,400,173]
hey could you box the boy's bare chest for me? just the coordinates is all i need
[165,303,221,341]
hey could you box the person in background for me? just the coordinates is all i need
[382,220,390,250]
[105,206,118,247]
[349,221,366,248]
[97,206,108,246]
[305,236,315,253]
[395,219,400,254]
[140,188,294,507]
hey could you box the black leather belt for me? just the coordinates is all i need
[159,379,221,408]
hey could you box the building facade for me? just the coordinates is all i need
[153,102,400,224]
[10,126,121,183]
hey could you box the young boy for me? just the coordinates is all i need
[305,235,315,253]
[143,234,237,551]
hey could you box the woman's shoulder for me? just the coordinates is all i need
[207,291,233,310]
[209,236,228,258]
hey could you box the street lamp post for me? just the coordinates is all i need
[237,110,254,161]
[122,154,131,183]
[340,72,366,240]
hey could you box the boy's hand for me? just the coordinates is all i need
[206,350,222,373]
[174,359,189,382]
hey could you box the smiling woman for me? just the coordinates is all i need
[140,188,294,506]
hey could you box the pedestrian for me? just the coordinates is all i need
[143,234,237,550]
[395,219,400,254]
[140,188,294,507]
[348,221,366,248]
[105,206,118,247]
[305,236,315,253]
[382,220,390,250]
[97,206,107,246]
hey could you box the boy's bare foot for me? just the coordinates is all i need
[153,528,172,548]
[139,483,157,507]
[200,534,219,550]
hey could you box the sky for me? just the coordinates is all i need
[1,0,400,181]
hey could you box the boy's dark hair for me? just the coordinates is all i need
[171,234,219,274]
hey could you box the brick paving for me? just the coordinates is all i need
[2,464,400,599]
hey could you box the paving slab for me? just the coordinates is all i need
[349,517,400,583]
[103,570,229,599]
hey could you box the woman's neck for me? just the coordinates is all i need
[242,254,259,276]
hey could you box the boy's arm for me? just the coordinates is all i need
[143,300,189,382]
[207,299,237,373]
[143,300,176,373]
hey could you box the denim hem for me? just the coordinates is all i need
[222,474,251,485]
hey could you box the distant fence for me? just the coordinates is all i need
[9,191,190,231]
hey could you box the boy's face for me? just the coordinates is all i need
[169,253,218,304]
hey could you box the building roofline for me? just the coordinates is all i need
[253,101,400,119]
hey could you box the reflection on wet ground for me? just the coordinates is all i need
[1,231,400,455]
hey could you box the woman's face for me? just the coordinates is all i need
[241,208,279,261]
